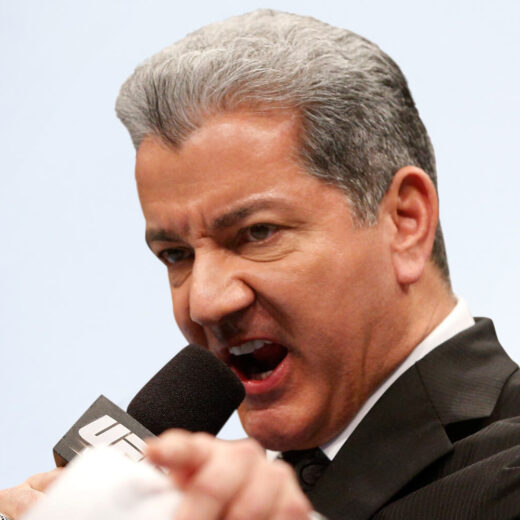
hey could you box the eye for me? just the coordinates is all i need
[159,248,193,265]
[243,224,278,242]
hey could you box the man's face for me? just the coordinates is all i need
[136,111,399,450]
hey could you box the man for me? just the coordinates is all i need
[2,9,519,520]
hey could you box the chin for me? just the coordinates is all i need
[239,407,320,451]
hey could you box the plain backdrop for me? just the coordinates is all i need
[1,0,519,488]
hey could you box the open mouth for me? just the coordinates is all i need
[227,340,288,381]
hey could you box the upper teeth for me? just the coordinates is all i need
[229,339,272,356]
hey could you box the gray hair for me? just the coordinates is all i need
[116,9,449,282]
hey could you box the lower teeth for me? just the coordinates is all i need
[250,370,273,381]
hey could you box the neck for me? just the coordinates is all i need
[361,264,455,405]
[403,265,456,352]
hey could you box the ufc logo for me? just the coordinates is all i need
[78,415,147,462]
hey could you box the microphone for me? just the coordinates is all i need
[53,345,245,466]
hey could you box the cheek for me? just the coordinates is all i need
[268,239,386,334]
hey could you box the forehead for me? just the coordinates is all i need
[134,110,353,239]
[135,110,301,183]
[135,111,320,213]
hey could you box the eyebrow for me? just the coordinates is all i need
[213,199,281,230]
[145,197,287,248]
[145,228,184,248]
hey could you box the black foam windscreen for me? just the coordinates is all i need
[127,344,245,436]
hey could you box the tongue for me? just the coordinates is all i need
[232,343,287,380]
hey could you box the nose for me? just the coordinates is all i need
[188,249,255,328]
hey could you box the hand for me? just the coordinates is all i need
[146,430,313,520]
[0,469,62,519]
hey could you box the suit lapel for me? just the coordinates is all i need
[309,366,452,520]
[415,318,517,425]
[308,318,517,520]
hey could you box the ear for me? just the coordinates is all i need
[380,166,439,285]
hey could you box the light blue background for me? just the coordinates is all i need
[1,1,519,488]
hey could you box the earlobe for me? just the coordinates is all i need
[382,166,439,285]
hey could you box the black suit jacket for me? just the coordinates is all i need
[308,318,520,519]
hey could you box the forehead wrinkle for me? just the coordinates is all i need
[144,202,199,246]
[145,195,297,248]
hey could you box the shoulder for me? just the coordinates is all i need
[374,321,520,519]
[374,414,520,519]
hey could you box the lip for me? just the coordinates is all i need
[212,337,290,396]
[238,353,290,396]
